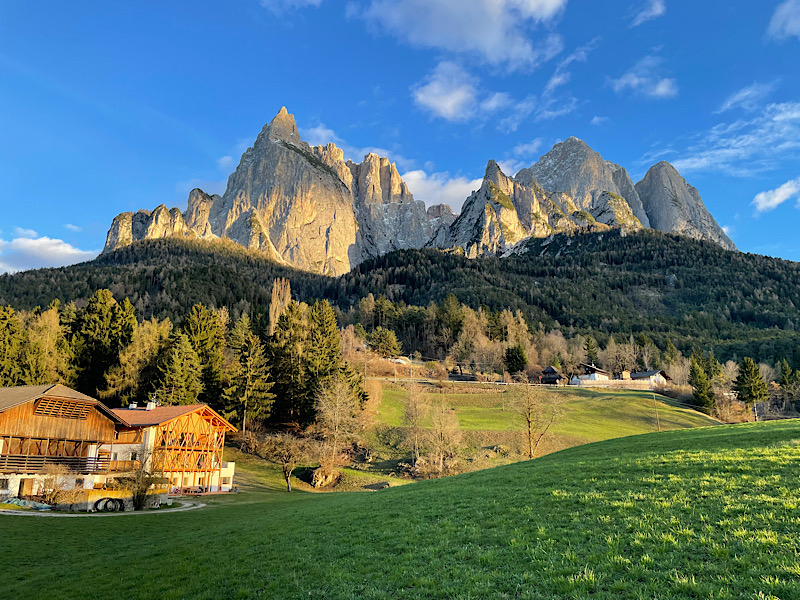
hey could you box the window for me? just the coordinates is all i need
[222,477,231,485]
[130,451,138,461]
[0,479,8,491]
[75,479,84,489]
[183,477,189,486]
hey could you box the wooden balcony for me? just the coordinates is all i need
[0,455,139,474]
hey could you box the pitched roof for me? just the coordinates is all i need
[0,384,128,424]
[631,370,671,380]
[112,404,236,431]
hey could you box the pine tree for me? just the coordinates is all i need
[0,306,24,386]
[155,331,203,405]
[224,315,274,443]
[73,290,136,396]
[19,306,74,386]
[689,356,715,413]
[269,302,311,423]
[184,304,226,409]
[780,358,794,388]
[504,344,528,375]
[307,300,342,381]
[663,339,680,366]
[734,357,769,408]
[367,327,402,358]
[584,335,599,365]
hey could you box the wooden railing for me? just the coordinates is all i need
[0,455,140,474]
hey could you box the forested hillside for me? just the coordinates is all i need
[1,230,799,362]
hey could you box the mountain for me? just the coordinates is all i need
[519,136,651,227]
[430,136,734,257]
[635,161,736,251]
[104,108,449,276]
[104,108,735,272]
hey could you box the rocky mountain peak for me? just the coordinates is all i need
[259,106,301,145]
[635,161,736,251]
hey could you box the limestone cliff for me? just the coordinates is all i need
[104,108,435,275]
[636,161,736,251]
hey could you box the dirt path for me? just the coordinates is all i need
[0,501,205,517]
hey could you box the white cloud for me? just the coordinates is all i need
[13,227,38,238]
[260,0,325,14]
[0,235,98,274]
[717,82,777,113]
[752,177,800,212]
[768,0,800,41]
[480,92,513,113]
[631,0,666,27]
[412,62,479,121]
[721,225,732,235]
[609,56,678,98]
[512,138,543,157]
[64,224,82,232]
[671,102,800,176]
[497,159,527,175]
[543,37,599,96]
[401,169,482,211]
[355,0,566,69]
[217,155,235,171]
[591,115,609,126]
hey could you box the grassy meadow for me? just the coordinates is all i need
[3,420,800,598]
[374,382,718,461]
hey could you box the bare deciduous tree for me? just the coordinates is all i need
[424,399,462,477]
[403,384,428,466]
[511,383,564,459]
[259,432,312,492]
[314,377,362,478]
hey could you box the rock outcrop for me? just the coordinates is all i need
[635,161,736,251]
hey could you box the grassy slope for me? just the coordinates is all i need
[3,421,800,599]
[377,384,717,453]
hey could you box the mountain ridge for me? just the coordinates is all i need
[103,107,736,273]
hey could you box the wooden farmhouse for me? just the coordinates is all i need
[1,384,237,508]
[109,402,237,494]
[541,366,568,386]
[0,384,129,499]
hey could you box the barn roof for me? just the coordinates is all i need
[112,404,236,431]
[0,384,129,424]
[631,370,672,380]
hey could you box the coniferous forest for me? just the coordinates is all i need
[1,230,798,365]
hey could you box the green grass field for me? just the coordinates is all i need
[376,383,717,456]
[3,420,800,599]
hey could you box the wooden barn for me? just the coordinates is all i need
[541,366,568,386]
[0,384,129,499]
[109,403,237,493]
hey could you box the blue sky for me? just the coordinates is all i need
[1,0,799,272]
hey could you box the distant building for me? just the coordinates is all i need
[630,370,672,388]
[109,403,237,493]
[541,366,568,386]
[570,363,611,386]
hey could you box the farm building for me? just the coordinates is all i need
[0,384,130,500]
[541,366,568,386]
[570,363,612,386]
[629,370,672,388]
[109,403,237,494]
